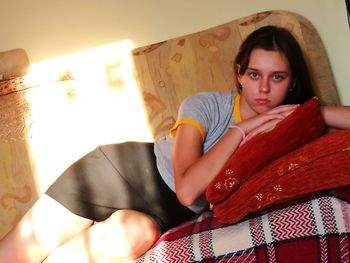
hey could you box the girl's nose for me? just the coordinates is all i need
[259,80,270,93]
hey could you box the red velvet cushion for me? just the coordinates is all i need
[212,129,350,224]
[206,98,325,205]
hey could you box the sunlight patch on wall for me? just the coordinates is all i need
[23,40,153,192]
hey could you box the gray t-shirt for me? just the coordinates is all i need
[154,90,238,213]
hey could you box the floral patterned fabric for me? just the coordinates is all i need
[213,129,350,224]
[206,98,325,207]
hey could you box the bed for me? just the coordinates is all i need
[1,10,349,262]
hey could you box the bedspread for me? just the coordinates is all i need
[131,189,350,262]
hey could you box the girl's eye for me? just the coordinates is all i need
[249,72,259,79]
[273,74,283,81]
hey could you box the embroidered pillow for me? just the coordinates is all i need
[212,129,350,224]
[206,97,325,205]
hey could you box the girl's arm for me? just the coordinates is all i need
[321,105,350,129]
[172,123,243,206]
[173,104,298,206]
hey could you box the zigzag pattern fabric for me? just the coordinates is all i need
[131,190,350,262]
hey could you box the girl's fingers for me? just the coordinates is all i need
[242,118,281,145]
[269,104,299,114]
[238,104,299,136]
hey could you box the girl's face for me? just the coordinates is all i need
[237,48,292,119]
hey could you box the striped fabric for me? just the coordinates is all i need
[132,189,350,262]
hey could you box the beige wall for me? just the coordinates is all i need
[1,0,349,104]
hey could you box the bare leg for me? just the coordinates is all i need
[44,210,161,263]
[0,194,93,263]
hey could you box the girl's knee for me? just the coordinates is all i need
[91,210,161,260]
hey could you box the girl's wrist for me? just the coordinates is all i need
[228,125,246,140]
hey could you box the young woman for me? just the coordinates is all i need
[0,25,349,262]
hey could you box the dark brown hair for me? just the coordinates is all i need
[234,25,315,104]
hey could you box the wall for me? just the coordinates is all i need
[1,0,349,104]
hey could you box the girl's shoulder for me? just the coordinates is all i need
[182,90,236,106]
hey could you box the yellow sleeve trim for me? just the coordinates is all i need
[233,93,242,123]
[169,118,205,140]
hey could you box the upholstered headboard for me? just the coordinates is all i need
[132,10,340,139]
[0,48,30,80]
[0,49,33,238]
[0,10,340,239]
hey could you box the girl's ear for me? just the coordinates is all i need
[236,64,241,75]
[236,64,243,85]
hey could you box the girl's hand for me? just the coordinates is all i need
[237,104,299,143]
[242,118,281,144]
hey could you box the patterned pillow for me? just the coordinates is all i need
[206,97,325,205]
[212,129,350,224]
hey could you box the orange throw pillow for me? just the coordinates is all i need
[212,129,350,224]
[206,98,325,205]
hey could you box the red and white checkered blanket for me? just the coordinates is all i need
[131,189,350,262]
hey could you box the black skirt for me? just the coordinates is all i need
[45,142,194,231]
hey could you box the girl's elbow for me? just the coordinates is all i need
[175,188,195,207]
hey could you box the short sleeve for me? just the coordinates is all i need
[169,91,235,154]
[170,92,217,140]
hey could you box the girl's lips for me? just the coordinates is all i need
[255,98,270,105]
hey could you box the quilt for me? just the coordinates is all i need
[131,189,350,262]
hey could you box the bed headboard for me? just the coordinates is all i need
[0,48,30,80]
[132,10,340,139]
